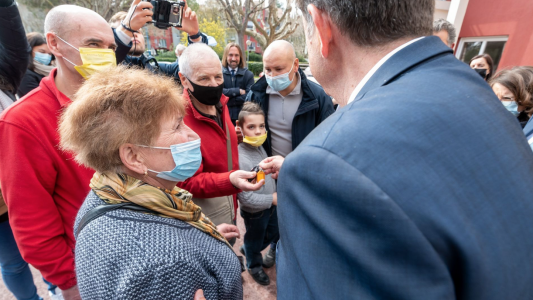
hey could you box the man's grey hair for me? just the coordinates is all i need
[296,0,434,47]
[44,5,102,37]
[433,19,457,47]
[179,43,221,78]
[175,44,187,56]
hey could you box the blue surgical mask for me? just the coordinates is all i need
[502,101,519,116]
[139,139,202,182]
[34,52,52,65]
[265,61,296,92]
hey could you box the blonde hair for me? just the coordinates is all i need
[108,11,128,27]
[59,66,185,173]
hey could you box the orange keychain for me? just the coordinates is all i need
[256,169,265,185]
[249,166,265,185]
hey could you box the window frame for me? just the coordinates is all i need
[455,36,508,62]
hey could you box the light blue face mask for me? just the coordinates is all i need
[34,52,52,65]
[502,101,519,116]
[265,61,296,92]
[138,139,202,182]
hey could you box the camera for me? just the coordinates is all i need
[146,0,185,30]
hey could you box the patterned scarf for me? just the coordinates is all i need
[90,172,231,248]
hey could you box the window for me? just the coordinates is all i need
[159,39,167,48]
[248,42,255,51]
[456,36,508,70]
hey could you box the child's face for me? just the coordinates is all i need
[242,114,266,137]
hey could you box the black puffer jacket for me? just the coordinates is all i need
[0,0,30,100]
[247,68,335,156]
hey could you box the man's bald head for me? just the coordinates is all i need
[264,40,296,61]
[44,5,116,84]
[45,5,106,38]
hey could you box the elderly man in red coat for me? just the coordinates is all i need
[177,43,262,240]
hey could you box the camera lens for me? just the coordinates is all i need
[172,4,179,15]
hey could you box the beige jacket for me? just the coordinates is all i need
[0,187,7,216]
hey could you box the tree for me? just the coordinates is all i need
[181,18,226,58]
[216,0,299,52]
[19,0,131,21]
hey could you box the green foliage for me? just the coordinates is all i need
[248,52,263,62]
[296,53,308,63]
[247,62,264,76]
[187,0,200,12]
[181,18,226,58]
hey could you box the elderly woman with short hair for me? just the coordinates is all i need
[60,66,263,299]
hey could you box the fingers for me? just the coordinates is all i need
[241,171,257,179]
[189,11,197,22]
[271,173,279,180]
[236,120,240,127]
[184,6,191,18]
[194,289,206,300]
[224,232,240,239]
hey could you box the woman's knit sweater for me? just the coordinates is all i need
[74,191,242,300]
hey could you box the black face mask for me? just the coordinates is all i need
[186,77,223,106]
[474,68,487,80]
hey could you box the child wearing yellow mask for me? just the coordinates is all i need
[237,102,278,286]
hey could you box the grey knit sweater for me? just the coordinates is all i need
[237,143,276,213]
[74,191,242,300]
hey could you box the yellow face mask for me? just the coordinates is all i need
[243,132,268,147]
[56,35,116,80]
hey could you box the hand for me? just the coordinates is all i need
[259,156,284,180]
[62,285,82,300]
[229,170,264,191]
[194,289,206,300]
[235,120,243,143]
[240,89,246,95]
[216,223,240,240]
[272,192,277,206]
[120,0,153,37]
[181,0,200,38]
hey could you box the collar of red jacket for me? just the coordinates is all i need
[40,68,72,108]
[182,88,229,119]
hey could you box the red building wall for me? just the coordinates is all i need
[458,0,533,70]
[147,26,173,51]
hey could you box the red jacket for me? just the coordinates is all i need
[177,91,240,216]
[0,69,94,289]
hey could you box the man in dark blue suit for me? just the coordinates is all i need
[260,0,533,299]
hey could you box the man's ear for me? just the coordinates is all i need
[308,4,333,58]
[294,58,299,73]
[46,32,62,58]
[179,72,193,91]
[119,143,146,175]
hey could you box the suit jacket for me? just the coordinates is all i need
[277,36,533,299]
[222,67,254,120]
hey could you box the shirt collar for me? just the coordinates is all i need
[229,67,238,73]
[41,68,72,107]
[266,72,302,96]
[347,37,424,104]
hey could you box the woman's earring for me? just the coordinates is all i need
[144,170,148,176]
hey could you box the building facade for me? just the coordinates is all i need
[437,0,533,71]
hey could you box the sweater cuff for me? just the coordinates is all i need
[57,276,77,291]
[217,170,241,194]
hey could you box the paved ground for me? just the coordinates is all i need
[0,212,277,300]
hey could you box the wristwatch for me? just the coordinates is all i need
[189,31,201,40]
